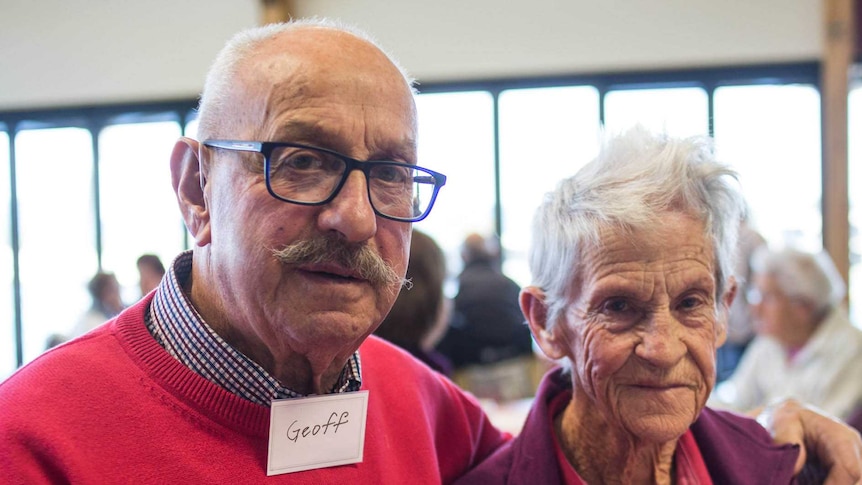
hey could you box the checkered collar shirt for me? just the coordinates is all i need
[145,250,362,406]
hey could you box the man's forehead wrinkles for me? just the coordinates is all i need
[266,117,416,160]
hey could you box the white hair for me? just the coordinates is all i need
[529,125,745,329]
[750,247,846,314]
[196,17,415,141]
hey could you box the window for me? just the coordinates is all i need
[15,127,96,363]
[713,85,822,251]
[849,85,862,328]
[1,131,13,378]
[4,64,845,372]
[414,91,496,281]
[604,87,709,137]
[99,122,186,303]
[498,86,601,286]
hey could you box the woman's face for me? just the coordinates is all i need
[551,212,729,443]
[749,273,811,348]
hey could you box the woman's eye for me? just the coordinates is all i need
[603,299,630,313]
[678,295,703,310]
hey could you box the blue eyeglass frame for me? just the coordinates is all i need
[202,139,447,222]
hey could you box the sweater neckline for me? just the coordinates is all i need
[114,295,271,437]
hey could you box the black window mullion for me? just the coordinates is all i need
[8,120,23,368]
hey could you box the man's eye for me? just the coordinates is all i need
[284,153,323,170]
[372,164,409,183]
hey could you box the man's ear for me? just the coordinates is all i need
[170,137,211,247]
[520,286,567,360]
[715,275,738,348]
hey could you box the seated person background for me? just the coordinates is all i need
[716,214,766,382]
[711,247,862,421]
[374,229,453,376]
[69,271,125,339]
[458,126,824,484]
[136,253,166,298]
[437,233,533,369]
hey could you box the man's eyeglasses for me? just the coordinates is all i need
[202,140,447,222]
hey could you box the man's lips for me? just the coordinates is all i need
[298,263,364,281]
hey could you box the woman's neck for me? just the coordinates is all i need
[555,399,678,485]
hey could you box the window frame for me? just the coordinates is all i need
[3,62,833,371]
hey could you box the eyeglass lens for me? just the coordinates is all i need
[267,145,436,220]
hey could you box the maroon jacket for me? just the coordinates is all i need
[457,368,803,485]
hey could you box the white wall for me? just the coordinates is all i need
[0,0,822,110]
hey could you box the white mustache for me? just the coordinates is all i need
[271,236,407,290]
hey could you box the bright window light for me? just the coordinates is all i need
[714,85,822,252]
[849,85,862,328]
[413,91,496,281]
[604,87,709,138]
[98,122,186,303]
[16,127,96,364]
[498,86,601,287]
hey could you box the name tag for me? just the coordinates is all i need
[267,391,369,476]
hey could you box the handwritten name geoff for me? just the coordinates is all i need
[286,412,350,443]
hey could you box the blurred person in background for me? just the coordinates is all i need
[69,271,125,339]
[375,229,453,376]
[136,253,166,298]
[715,213,767,382]
[438,233,533,369]
[711,247,862,421]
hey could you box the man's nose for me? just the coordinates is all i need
[317,170,377,243]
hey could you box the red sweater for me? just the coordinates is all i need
[0,296,508,484]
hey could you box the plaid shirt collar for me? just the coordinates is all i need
[145,250,362,406]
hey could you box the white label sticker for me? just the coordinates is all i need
[267,391,369,476]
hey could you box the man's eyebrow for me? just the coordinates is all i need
[271,119,327,143]
[272,120,417,162]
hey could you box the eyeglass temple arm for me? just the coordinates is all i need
[203,140,264,152]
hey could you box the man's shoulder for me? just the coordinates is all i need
[360,336,477,403]
[360,335,448,380]
[0,322,127,403]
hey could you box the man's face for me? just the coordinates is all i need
[195,29,417,369]
[553,212,726,443]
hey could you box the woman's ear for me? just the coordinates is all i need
[170,137,211,247]
[521,286,567,360]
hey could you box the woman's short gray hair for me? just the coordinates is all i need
[750,247,846,314]
[196,17,415,141]
[529,126,745,329]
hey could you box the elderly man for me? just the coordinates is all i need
[0,20,504,483]
[458,127,861,484]
[712,247,862,421]
[1,20,860,484]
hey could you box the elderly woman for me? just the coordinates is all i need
[711,247,862,422]
[458,127,804,484]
